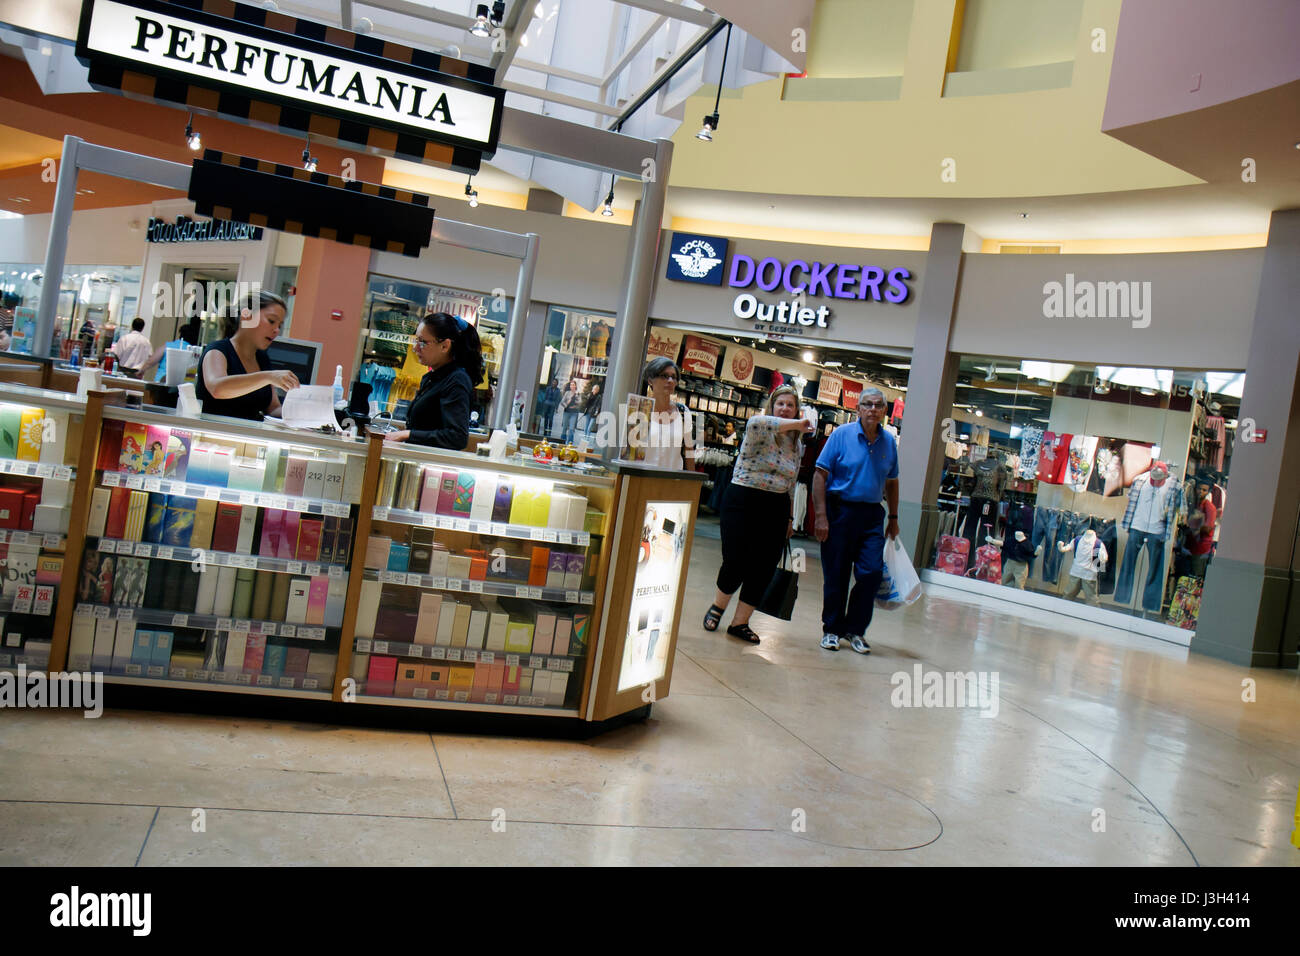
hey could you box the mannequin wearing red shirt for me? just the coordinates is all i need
[1190,480,1217,575]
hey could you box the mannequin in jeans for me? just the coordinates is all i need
[988,530,1041,589]
[1115,462,1180,613]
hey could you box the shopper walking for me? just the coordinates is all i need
[558,379,581,443]
[703,385,814,643]
[638,357,695,470]
[812,387,900,654]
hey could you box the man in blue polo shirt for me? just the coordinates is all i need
[812,387,900,654]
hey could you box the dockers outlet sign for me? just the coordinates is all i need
[664,232,913,336]
[76,0,504,170]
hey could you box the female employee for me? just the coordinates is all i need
[703,384,813,644]
[639,356,695,470]
[195,291,298,420]
[384,312,484,451]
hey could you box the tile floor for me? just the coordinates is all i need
[1,526,1297,866]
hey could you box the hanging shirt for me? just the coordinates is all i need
[1018,426,1044,480]
[1065,435,1099,491]
[1036,432,1072,484]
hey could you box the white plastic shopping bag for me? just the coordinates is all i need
[876,538,923,610]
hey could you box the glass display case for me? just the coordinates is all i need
[73,405,370,695]
[350,438,616,712]
[0,385,86,672]
[355,274,509,430]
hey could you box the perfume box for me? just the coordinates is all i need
[420,664,447,691]
[91,616,117,671]
[502,664,521,697]
[354,579,381,639]
[190,498,217,551]
[129,628,154,669]
[504,620,534,654]
[151,629,174,669]
[492,478,514,523]
[285,577,311,624]
[418,467,441,513]
[451,603,471,647]
[546,551,567,589]
[111,619,135,672]
[465,608,487,649]
[302,459,327,500]
[452,472,475,516]
[367,655,398,682]
[446,554,471,581]
[285,647,311,674]
[435,600,457,645]
[325,576,347,628]
[222,630,247,673]
[262,643,287,677]
[342,455,366,504]
[258,509,283,557]
[564,553,586,590]
[532,613,556,656]
[469,474,496,521]
[235,504,258,554]
[528,547,550,587]
[279,510,301,560]
[283,456,309,496]
[415,593,442,643]
[470,661,490,702]
[296,518,323,561]
[485,611,508,652]
[552,617,572,656]
[364,535,391,570]
[428,547,449,578]
[436,470,458,516]
[88,488,112,538]
[446,663,475,694]
[210,502,243,553]
[386,543,410,573]
[305,576,329,625]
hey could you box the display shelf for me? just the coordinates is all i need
[354,637,581,670]
[371,506,591,546]
[0,650,52,669]
[0,459,75,480]
[0,529,66,549]
[102,404,365,458]
[75,604,333,641]
[102,672,332,695]
[352,690,580,715]
[88,537,349,578]
[364,568,595,605]
[99,470,354,517]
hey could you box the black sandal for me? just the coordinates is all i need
[703,604,725,632]
[726,622,761,644]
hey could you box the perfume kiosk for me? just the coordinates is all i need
[0,380,702,730]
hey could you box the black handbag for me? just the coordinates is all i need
[758,545,799,621]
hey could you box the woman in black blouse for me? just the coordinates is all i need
[196,291,298,420]
[385,312,484,451]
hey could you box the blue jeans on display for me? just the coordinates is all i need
[1114,529,1166,610]
[562,410,579,443]
[1095,518,1118,595]
[1034,508,1067,584]
[820,497,887,638]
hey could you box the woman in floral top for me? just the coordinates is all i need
[704,385,814,643]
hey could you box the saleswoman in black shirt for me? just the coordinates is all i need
[195,291,299,420]
[385,312,483,451]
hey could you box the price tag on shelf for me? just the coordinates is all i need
[93,605,111,620]
[468,521,484,534]
[434,689,451,700]
[235,619,252,632]
[147,665,165,678]
[580,592,593,605]
[530,528,544,541]
[172,614,189,628]
[134,543,152,558]
[430,577,447,590]
[412,687,429,699]
[565,590,579,604]
[193,669,210,682]
[436,516,451,530]
[280,625,296,638]
[185,484,204,497]
[220,491,240,504]
[116,608,133,621]
[355,638,372,653]
[430,647,446,660]
[304,628,326,641]
[379,570,395,584]
[98,538,115,553]
[143,477,161,493]
[372,640,389,654]
[210,670,229,682]
[7,531,26,545]
[125,664,142,677]
[373,506,390,521]
[528,656,544,669]
[239,492,258,507]
[330,503,349,518]
[278,677,295,689]
[287,561,303,575]
[447,648,462,661]
[170,667,188,680]
[526,587,543,600]
[256,675,274,687]
[155,546,173,561]
[301,678,319,690]
[306,564,322,576]
[502,695,518,706]
[75,603,93,617]
[306,503,323,515]
[578,533,590,547]
[217,618,234,631]
[125,475,143,490]
[483,693,499,705]
[468,581,483,593]
[543,531,558,543]
[328,565,344,580]
[407,644,424,658]
[270,495,289,511]
[240,555,259,570]
[479,651,495,664]
[0,530,7,543]
[53,465,73,481]
[101,472,121,487]
[446,579,462,592]
[204,487,221,501]
[491,522,506,536]
[234,674,252,685]
[505,654,520,667]
[463,650,478,663]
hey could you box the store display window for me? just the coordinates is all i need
[356,275,509,429]
[1,264,142,361]
[534,306,615,441]
[930,356,1241,632]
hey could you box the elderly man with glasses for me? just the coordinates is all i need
[811,387,900,654]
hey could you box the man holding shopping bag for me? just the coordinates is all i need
[812,387,900,654]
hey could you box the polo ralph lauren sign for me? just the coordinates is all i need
[75,0,505,173]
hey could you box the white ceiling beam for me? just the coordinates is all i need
[601,14,666,98]
[501,81,623,118]
[512,59,604,87]
[615,0,715,29]
[498,106,657,178]
[355,0,475,33]
[490,0,537,83]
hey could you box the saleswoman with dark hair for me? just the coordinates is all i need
[195,290,298,420]
[385,312,484,451]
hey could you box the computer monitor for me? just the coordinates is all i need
[264,337,320,387]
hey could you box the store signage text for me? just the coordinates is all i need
[77,0,503,153]
[146,216,263,243]
[733,293,830,328]
[729,256,912,303]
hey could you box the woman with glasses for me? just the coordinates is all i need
[639,357,695,471]
[384,312,484,451]
[703,384,814,643]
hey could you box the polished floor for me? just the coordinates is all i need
[2,524,1297,866]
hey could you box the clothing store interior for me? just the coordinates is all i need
[933,356,1241,630]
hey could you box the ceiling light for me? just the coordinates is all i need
[696,113,718,142]
[470,4,491,37]
[1018,212,1029,220]
[185,112,201,151]
[39,43,52,56]
[697,23,732,144]
[302,139,317,172]
[357,17,374,33]
[440,44,461,58]
[769,347,776,353]
[8,196,31,204]
[535,1,545,15]
[601,175,615,217]
[465,178,479,208]
[802,350,815,362]
[974,409,984,417]
[519,33,529,46]
[490,1,506,27]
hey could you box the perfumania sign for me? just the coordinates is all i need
[76,0,504,154]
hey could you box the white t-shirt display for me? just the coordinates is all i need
[642,405,693,470]
[1066,533,1108,582]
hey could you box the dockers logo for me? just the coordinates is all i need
[665,233,729,285]
[730,349,754,382]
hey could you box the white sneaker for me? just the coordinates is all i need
[849,635,871,654]
[820,633,840,651]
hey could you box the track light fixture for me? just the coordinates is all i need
[465,178,478,208]
[470,4,491,37]
[600,175,615,217]
[697,22,732,144]
[302,149,317,172]
[184,112,201,151]
[490,1,506,27]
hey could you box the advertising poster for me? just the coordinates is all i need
[618,500,690,692]
[841,379,863,410]
[816,371,843,405]
[720,347,756,386]
[679,335,721,377]
[646,327,684,362]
